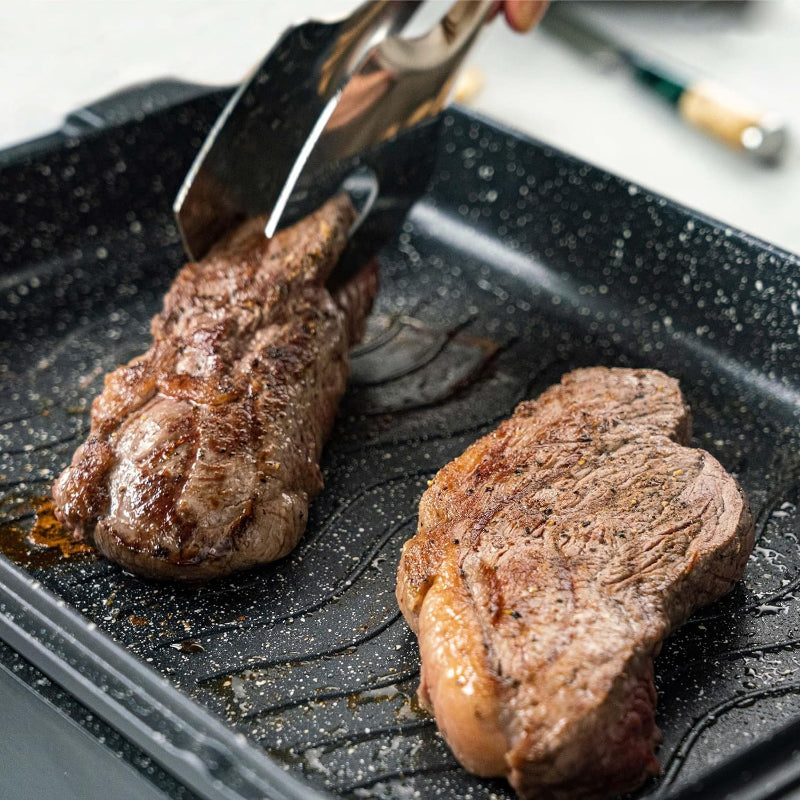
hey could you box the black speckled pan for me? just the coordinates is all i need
[2,83,800,800]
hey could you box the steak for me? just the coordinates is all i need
[53,195,377,580]
[396,367,753,800]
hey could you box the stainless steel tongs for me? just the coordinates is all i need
[173,0,494,261]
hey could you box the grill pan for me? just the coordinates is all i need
[2,81,800,800]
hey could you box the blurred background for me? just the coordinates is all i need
[2,0,798,253]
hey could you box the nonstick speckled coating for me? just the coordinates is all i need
[2,87,800,799]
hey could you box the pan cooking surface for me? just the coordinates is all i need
[2,93,800,798]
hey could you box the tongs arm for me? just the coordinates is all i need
[174,0,493,260]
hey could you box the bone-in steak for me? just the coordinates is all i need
[53,195,377,580]
[396,367,753,800]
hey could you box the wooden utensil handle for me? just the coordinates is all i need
[679,79,766,150]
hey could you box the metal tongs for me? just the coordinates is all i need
[174,0,493,261]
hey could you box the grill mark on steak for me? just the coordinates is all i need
[53,195,377,580]
[396,367,754,800]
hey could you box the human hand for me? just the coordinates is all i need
[494,0,549,33]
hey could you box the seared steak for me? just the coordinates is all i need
[396,367,753,800]
[53,195,377,580]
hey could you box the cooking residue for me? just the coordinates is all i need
[0,496,94,569]
[169,639,206,653]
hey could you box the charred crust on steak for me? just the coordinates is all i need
[53,195,377,580]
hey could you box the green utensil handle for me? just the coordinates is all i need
[628,56,686,105]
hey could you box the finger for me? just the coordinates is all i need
[504,0,549,32]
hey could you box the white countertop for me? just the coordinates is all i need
[3,0,798,254]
